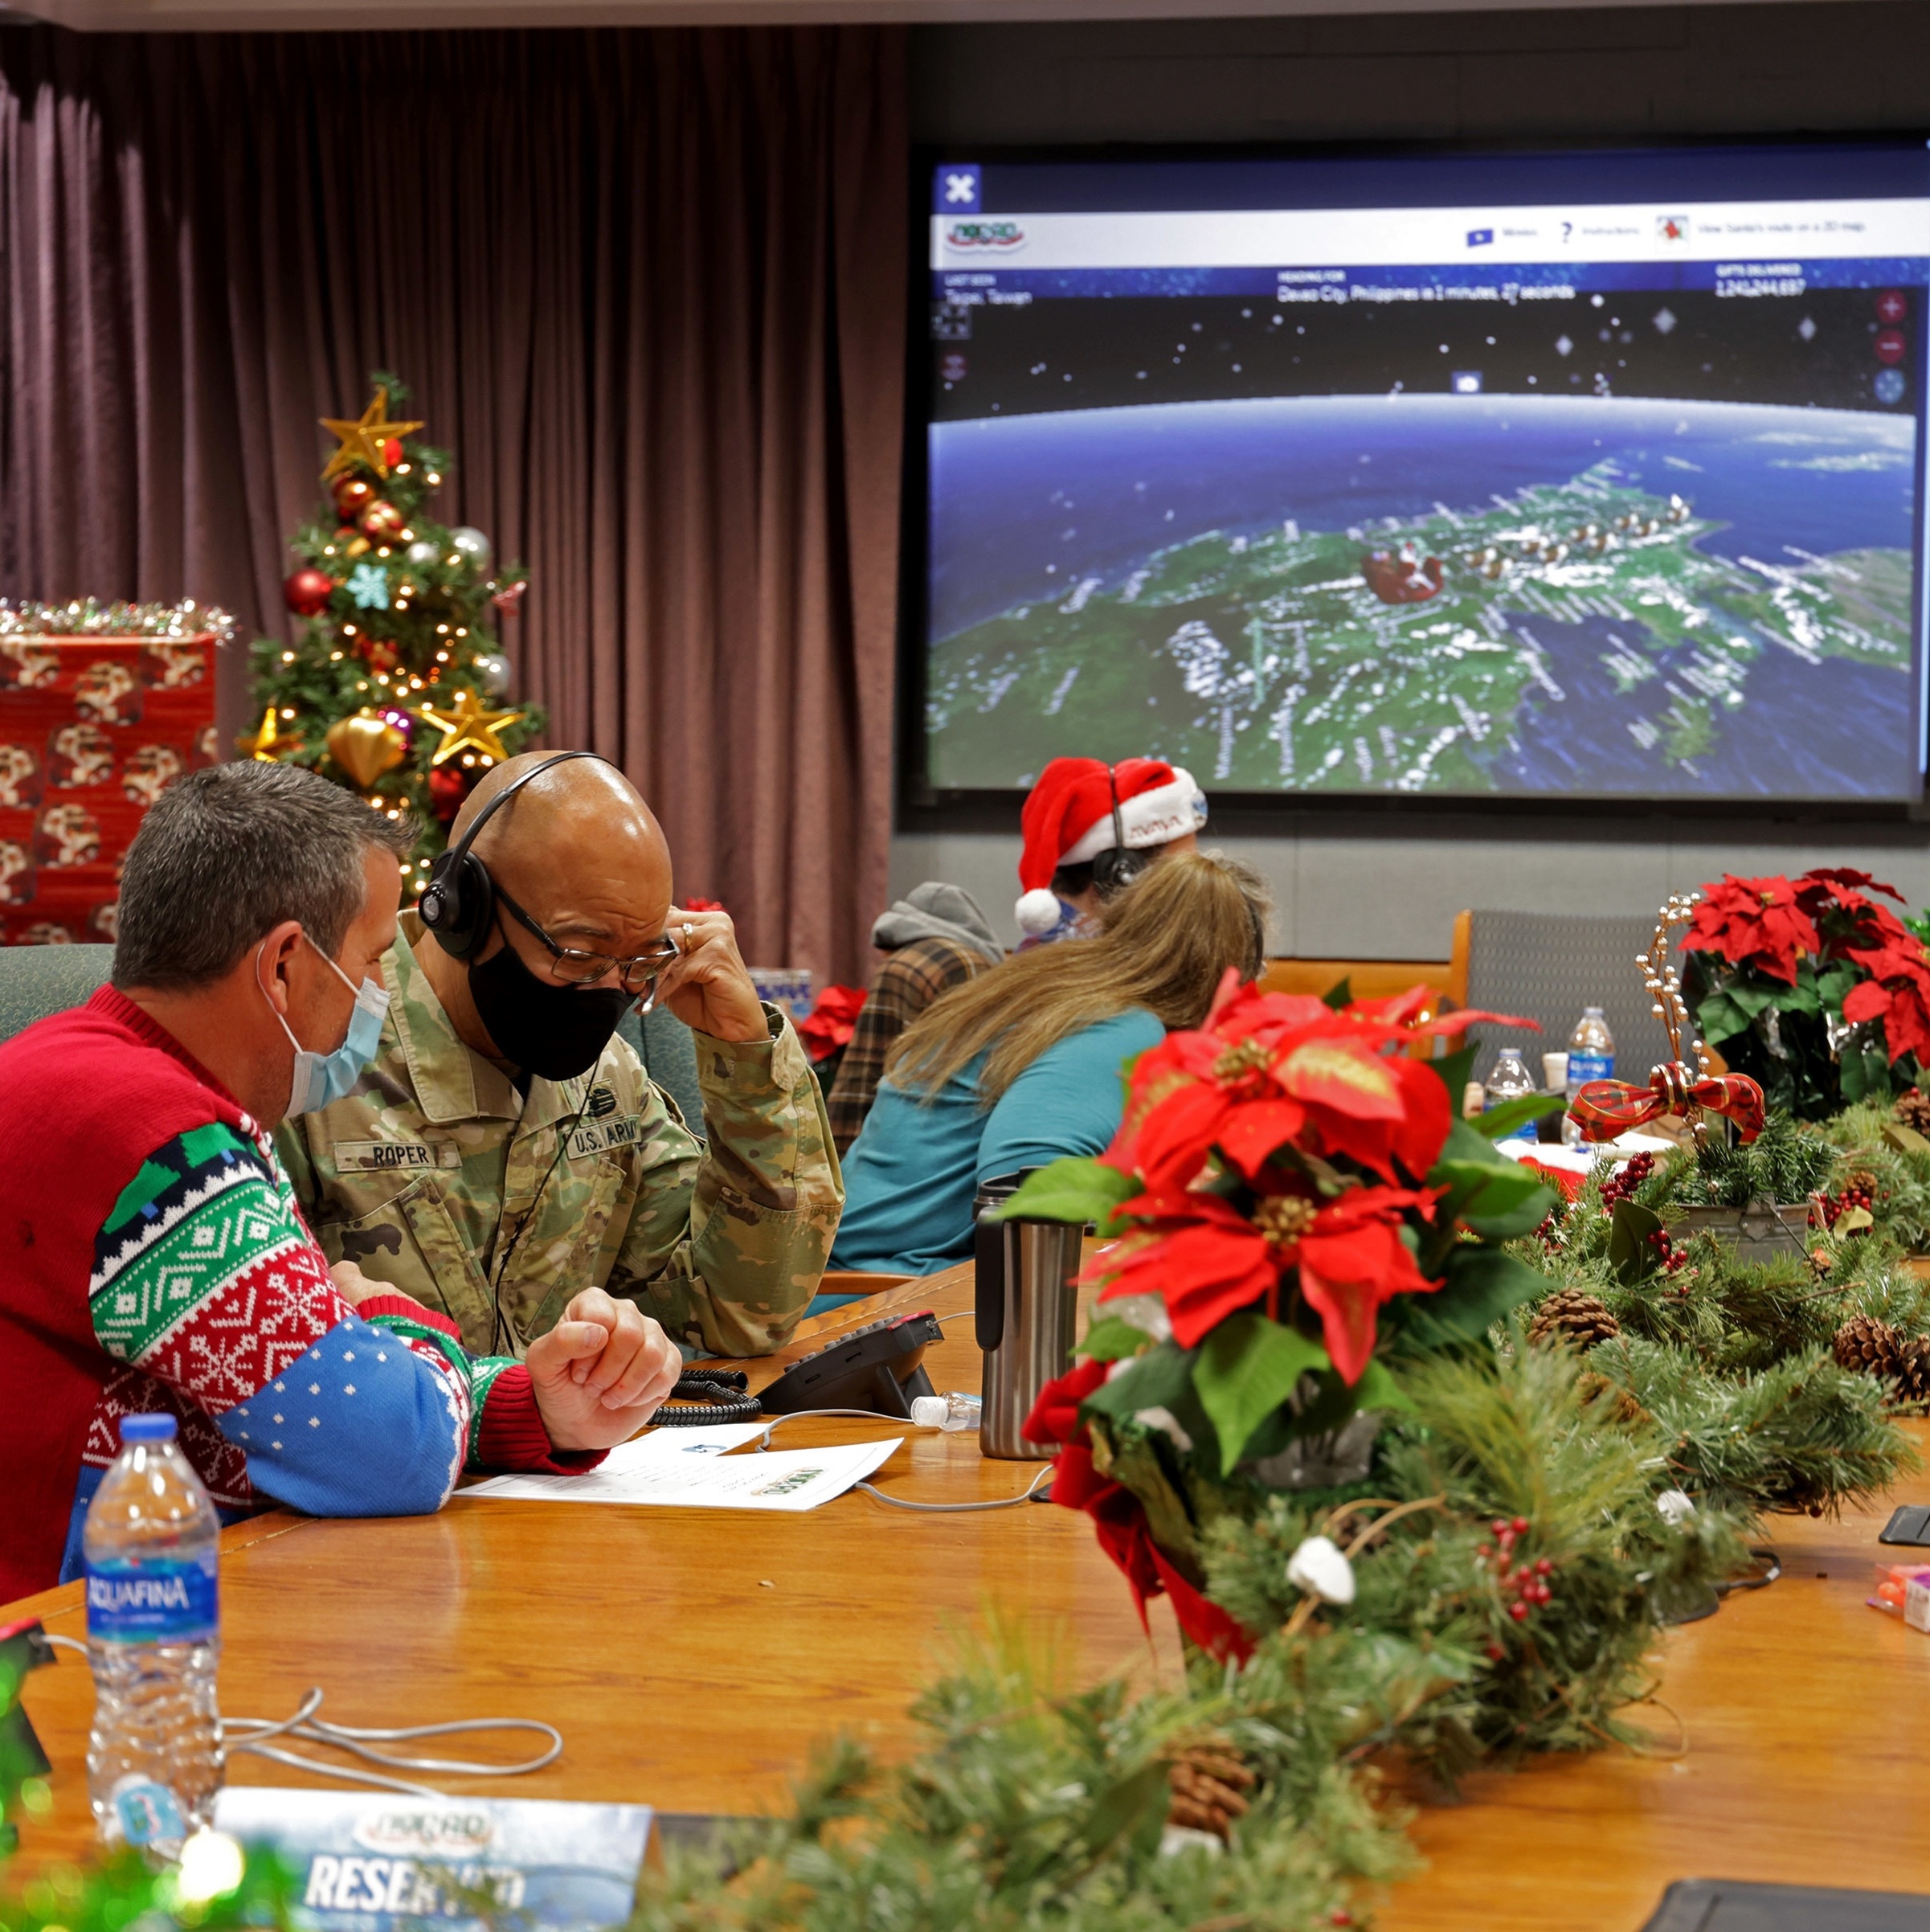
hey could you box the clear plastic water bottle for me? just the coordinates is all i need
[910,1392,983,1432]
[1564,1007,1616,1146]
[1482,1047,1536,1112]
[84,1414,223,1859]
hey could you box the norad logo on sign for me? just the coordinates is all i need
[945,219,1025,252]
[354,1809,495,1857]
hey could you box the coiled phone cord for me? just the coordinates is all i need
[652,1366,762,1426]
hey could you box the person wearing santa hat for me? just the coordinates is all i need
[1014,756,1208,949]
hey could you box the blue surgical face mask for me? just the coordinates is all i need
[259,935,391,1119]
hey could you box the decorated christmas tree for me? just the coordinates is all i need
[246,373,541,898]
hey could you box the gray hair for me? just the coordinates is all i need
[112,762,416,991]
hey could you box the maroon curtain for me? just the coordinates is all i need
[0,24,906,983]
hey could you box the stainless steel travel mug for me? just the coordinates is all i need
[975,1172,1083,1460]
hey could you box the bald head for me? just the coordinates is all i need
[455,751,673,959]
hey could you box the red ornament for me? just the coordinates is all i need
[283,567,335,617]
[333,475,374,522]
[382,437,405,469]
[427,764,468,822]
[359,500,406,544]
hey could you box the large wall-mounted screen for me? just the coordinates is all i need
[915,145,1930,804]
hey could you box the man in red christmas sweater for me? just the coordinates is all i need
[0,762,684,1602]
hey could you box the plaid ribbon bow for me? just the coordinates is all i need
[1570,1062,1765,1144]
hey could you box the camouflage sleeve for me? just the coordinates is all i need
[273,1115,323,1228]
[606,1005,844,1356]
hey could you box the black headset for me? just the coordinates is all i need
[1090,765,1151,902]
[416,750,612,960]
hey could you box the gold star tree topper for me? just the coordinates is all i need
[321,387,426,481]
[417,688,525,767]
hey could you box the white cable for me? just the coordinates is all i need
[754,1407,899,1447]
[856,1463,1055,1514]
[47,1643,560,1799]
[223,1691,562,1794]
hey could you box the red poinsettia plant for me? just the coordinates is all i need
[1003,976,1556,1651]
[1683,868,1930,1119]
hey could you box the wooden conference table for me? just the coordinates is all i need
[10,1263,1930,1930]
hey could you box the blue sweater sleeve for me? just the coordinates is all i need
[87,1122,472,1523]
[975,1010,1165,1185]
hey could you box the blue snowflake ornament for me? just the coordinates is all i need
[346,563,390,611]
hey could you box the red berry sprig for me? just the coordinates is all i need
[1646,1226,1687,1275]
[1474,1516,1556,1638]
[1811,1177,1878,1232]
[1600,1152,1655,1212]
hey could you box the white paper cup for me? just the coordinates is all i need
[1542,1051,1570,1090]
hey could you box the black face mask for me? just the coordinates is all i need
[468,939,633,1081]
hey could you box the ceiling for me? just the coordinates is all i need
[2,0,1842,30]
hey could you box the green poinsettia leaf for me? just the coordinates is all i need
[1428,1155,1547,1218]
[1388,1244,1545,1351]
[1427,1042,1478,1105]
[1470,1091,1566,1141]
[1818,960,1860,1008]
[1461,1180,1558,1242]
[1193,1311,1331,1476]
[1077,1314,1155,1362]
[1321,975,1353,1012]
[1730,972,1791,1013]
[992,1157,1138,1229]
[1348,1355,1415,1414]
[1081,1340,1196,1425]
[1695,989,1753,1042]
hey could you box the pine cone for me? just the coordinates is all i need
[1527,1287,1621,1350]
[1896,1335,1930,1406]
[1895,1087,1930,1132]
[1576,1370,1652,1427]
[1163,1732,1256,1842]
[1834,1313,1903,1381]
[1844,1169,1879,1199]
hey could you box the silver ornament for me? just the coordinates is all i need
[450,526,492,566]
[472,650,513,698]
[406,538,439,567]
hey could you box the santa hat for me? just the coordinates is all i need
[1015,756,1206,936]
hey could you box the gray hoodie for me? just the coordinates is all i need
[871,882,1004,965]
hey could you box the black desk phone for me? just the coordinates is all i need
[757,1308,943,1419]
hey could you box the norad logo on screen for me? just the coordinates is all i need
[920,145,1930,804]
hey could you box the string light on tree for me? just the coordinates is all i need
[247,370,539,872]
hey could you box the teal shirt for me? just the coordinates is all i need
[826,1009,1163,1281]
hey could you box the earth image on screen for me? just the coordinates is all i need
[923,394,1920,799]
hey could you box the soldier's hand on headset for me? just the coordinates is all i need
[526,1288,684,1449]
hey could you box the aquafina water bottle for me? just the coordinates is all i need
[1564,1005,1617,1146]
[84,1414,223,1858]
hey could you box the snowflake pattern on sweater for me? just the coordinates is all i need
[78,1116,493,1537]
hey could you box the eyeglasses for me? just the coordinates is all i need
[494,882,681,997]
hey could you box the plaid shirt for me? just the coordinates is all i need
[826,933,996,1153]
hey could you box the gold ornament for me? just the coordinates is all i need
[416,687,524,767]
[321,387,427,482]
[240,703,301,762]
[325,710,409,788]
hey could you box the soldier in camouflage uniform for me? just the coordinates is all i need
[276,752,842,1361]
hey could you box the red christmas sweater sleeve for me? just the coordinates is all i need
[85,1123,599,1528]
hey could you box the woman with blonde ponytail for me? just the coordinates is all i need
[828,849,1272,1279]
